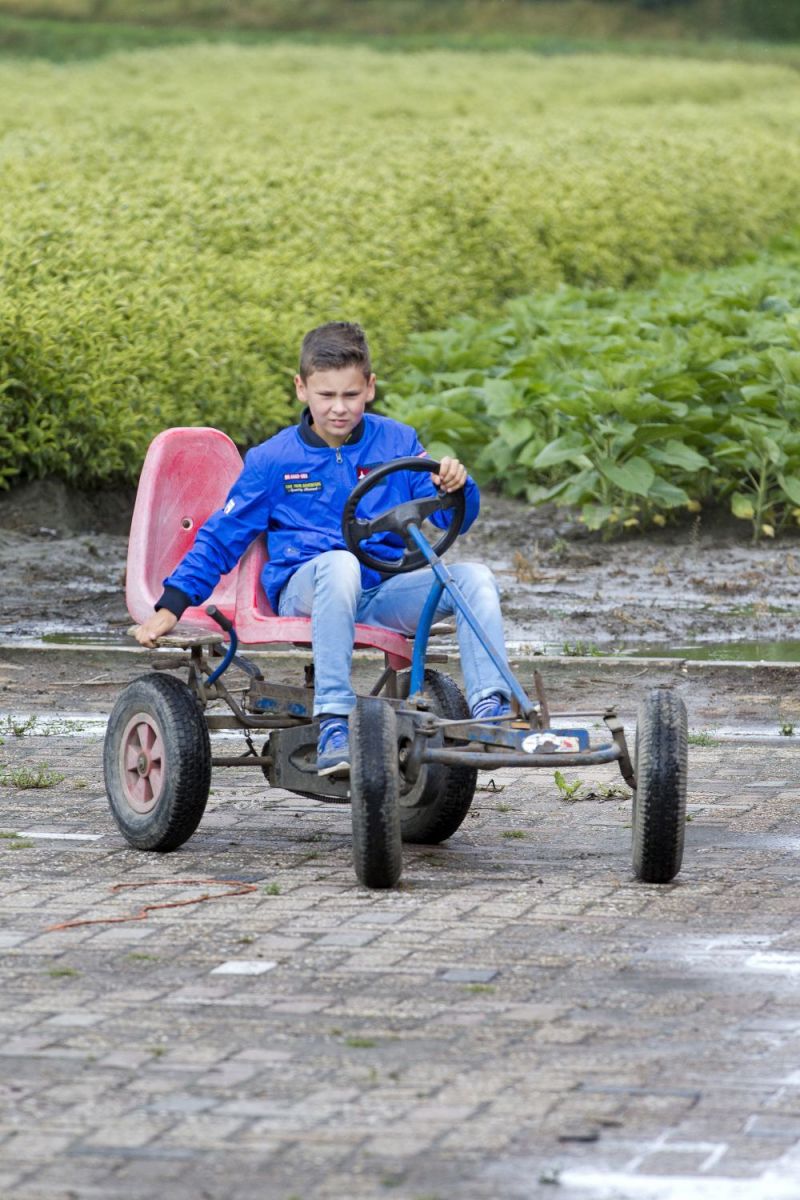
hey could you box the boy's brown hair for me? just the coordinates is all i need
[298,321,372,381]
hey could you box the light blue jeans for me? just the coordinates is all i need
[277,550,511,716]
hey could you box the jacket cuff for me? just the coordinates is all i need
[155,586,192,619]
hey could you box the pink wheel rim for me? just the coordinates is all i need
[119,712,165,814]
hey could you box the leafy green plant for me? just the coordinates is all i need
[1,715,38,738]
[561,641,604,657]
[386,246,800,539]
[554,770,584,801]
[0,764,65,789]
[688,730,718,746]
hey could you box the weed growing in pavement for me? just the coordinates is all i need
[1,715,38,738]
[264,882,281,895]
[47,966,79,978]
[39,718,91,736]
[554,770,584,801]
[502,830,527,839]
[345,1036,377,1049]
[780,722,795,736]
[539,1166,562,1185]
[0,764,66,789]
[466,984,495,994]
[555,770,630,802]
[688,730,719,746]
[593,782,630,800]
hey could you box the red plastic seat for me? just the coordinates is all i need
[127,427,413,669]
[126,427,243,633]
[234,534,413,669]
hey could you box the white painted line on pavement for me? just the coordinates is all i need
[210,960,277,976]
[558,1170,800,1199]
[15,831,103,841]
[745,952,800,976]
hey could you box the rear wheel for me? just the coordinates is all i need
[632,688,688,883]
[350,698,402,888]
[397,669,477,844]
[103,674,211,851]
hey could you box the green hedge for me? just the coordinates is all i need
[2,44,800,486]
[1,0,798,43]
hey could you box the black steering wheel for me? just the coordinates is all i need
[342,457,467,575]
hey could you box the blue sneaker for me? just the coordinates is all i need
[317,717,350,777]
[471,692,511,721]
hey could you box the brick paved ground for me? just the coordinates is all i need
[2,653,800,1199]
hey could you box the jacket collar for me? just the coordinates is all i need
[298,407,366,448]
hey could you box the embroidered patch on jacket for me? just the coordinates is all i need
[284,478,323,494]
[357,464,381,479]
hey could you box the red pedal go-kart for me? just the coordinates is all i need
[104,428,689,889]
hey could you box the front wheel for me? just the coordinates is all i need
[632,688,688,883]
[397,669,477,844]
[103,673,211,851]
[350,698,402,888]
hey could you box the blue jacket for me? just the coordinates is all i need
[158,409,480,617]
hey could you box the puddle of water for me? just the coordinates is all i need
[41,631,128,645]
[0,619,127,643]
[624,640,800,662]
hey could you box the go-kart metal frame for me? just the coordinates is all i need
[104,456,688,889]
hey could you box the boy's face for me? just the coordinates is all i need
[295,365,375,449]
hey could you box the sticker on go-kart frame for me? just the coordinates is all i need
[521,732,581,754]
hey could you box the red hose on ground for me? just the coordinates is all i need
[46,878,259,931]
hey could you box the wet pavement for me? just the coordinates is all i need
[2,649,800,1199]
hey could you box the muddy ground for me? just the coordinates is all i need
[2,477,799,650]
[1,478,800,728]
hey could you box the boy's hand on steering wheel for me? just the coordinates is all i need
[431,456,467,494]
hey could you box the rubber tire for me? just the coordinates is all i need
[103,673,211,852]
[632,688,688,883]
[397,669,478,844]
[350,697,403,889]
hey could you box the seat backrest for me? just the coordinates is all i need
[126,427,243,630]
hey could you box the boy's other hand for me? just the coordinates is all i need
[134,609,179,648]
[431,456,467,493]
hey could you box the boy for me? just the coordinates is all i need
[135,322,512,776]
